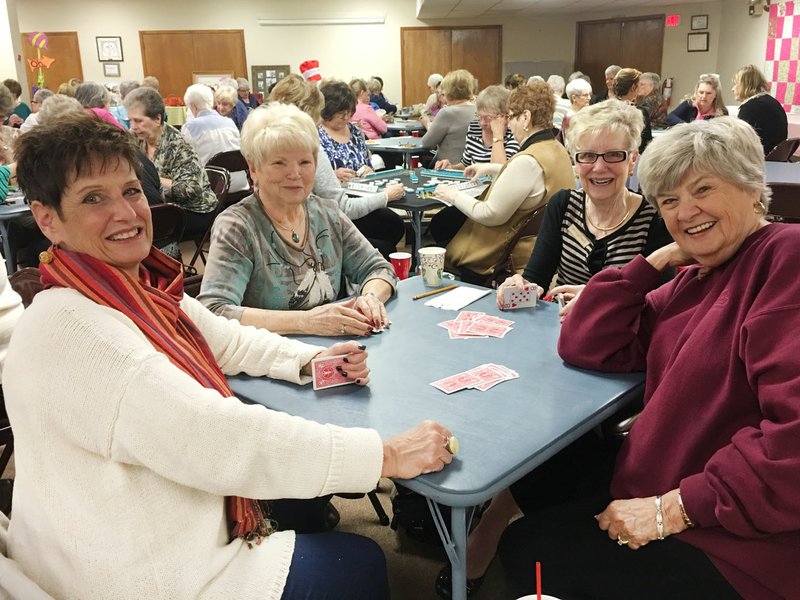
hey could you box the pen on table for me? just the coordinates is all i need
[412,284,458,300]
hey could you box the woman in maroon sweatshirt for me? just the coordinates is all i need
[499,117,797,599]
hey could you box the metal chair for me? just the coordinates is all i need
[206,150,253,205]
[186,167,231,270]
[767,182,800,223]
[765,138,800,162]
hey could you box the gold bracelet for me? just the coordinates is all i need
[655,495,665,540]
[677,491,695,528]
[492,138,503,144]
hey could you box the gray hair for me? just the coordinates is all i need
[640,72,661,90]
[526,75,545,85]
[32,88,54,104]
[547,75,566,96]
[215,85,238,105]
[240,102,319,170]
[605,65,622,77]
[141,76,159,92]
[638,116,770,210]
[427,73,443,88]
[476,85,511,115]
[183,84,214,112]
[565,78,592,102]
[367,78,382,94]
[566,99,643,155]
[123,86,164,121]
[37,94,83,127]
[119,80,140,99]
[236,77,251,91]
[0,84,14,118]
[75,82,111,109]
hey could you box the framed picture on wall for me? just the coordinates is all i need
[103,63,120,78]
[687,32,709,52]
[251,65,291,95]
[96,36,123,62]
[691,14,708,30]
[192,72,235,87]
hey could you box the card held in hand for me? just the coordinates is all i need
[502,286,536,310]
[311,354,353,391]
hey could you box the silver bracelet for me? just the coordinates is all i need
[655,495,665,540]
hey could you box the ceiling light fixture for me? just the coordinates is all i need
[257,17,385,26]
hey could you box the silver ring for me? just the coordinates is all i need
[340,324,346,335]
[617,536,629,546]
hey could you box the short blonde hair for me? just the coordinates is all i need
[734,65,769,99]
[441,69,474,102]
[269,74,324,124]
[214,86,238,105]
[240,102,319,170]
[349,78,368,97]
[566,99,643,155]
[692,74,728,115]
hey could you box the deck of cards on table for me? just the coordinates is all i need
[501,285,536,310]
[431,363,519,394]
[438,311,514,339]
[311,354,352,390]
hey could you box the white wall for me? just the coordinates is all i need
[1,0,26,100]
[11,0,771,106]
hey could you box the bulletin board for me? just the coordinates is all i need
[766,1,800,110]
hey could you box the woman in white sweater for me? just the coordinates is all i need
[4,113,454,599]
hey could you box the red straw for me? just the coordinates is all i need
[536,561,542,600]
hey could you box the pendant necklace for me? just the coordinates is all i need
[586,193,630,233]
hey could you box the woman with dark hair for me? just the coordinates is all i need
[732,64,788,155]
[612,68,652,153]
[1,79,30,128]
[7,111,455,600]
[318,80,372,184]
[125,86,217,237]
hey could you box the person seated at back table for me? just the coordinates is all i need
[1,79,30,128]
[434,84,519,171]
[349,78,388,140]
[666,73,728,125]
[732,64,788,156]
[496,99,673,319]
[271,75,406,260]
[500,115,799,600]
[19,88,54,133]
[431,81,574,285]
[236,77,261,110]
[215,85,248,130]
[7,112,454,600]
[198,102,397,338]
[368,77,397,115]
[420,69,477,166]
[612,68,652,154]
[125,87,217,239]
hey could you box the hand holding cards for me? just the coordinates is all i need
[501,285,536,310]
[309,342,370,390]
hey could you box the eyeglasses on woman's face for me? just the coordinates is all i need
[574,150,629,164]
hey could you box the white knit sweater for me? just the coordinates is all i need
[2,288,384,599]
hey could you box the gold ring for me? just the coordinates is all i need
[340,324,346,334]
[617,536,629,546]
[444,435,459,455]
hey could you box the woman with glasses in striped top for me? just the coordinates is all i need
[495,99,673,320]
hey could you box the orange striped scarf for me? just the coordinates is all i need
[40,246,271,546]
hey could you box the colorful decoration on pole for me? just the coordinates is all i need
[27,32,55,89]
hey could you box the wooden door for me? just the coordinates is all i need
[20,31,83,94]
[401,28,451,108]
[575,16,664,95]
[140,30,246,99]
[452,27,502,92]
[401,26,502,107]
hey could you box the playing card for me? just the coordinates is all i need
[430,371,482,394]
[502,286,536,310]
[449,329,488,339]
[478,315,514,327]
[466,364,509,387]
[311,354,353,391]
[456,311,485,322]
[464,319,512,338]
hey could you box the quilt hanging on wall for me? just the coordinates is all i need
[766,1,800,110]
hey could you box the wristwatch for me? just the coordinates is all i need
[492,138,503,144]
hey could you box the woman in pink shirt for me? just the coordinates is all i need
[349,79,388,140]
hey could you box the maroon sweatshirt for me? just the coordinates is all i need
[559,224,800,600]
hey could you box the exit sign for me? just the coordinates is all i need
[666,14,680,27]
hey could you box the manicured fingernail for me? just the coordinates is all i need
[341,371,348,377]
[335,366,343,371]
[358,344,366,350]
[342,357,349,363]
[355,378,363,384]
[594,514,600,520]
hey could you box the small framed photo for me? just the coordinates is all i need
[691,14,708,30]
[687,32,709,52]
[96,36,123,62]
[103,63,120,78]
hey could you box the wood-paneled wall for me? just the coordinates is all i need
[21,31,83,94]
[140,30,247,98]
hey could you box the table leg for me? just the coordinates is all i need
[0,222,15,274]
[427,499,475,600]
[405,210,423,269]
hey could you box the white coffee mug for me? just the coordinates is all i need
[418,246,446,287]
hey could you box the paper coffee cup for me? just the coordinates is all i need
[418,247,446,287]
